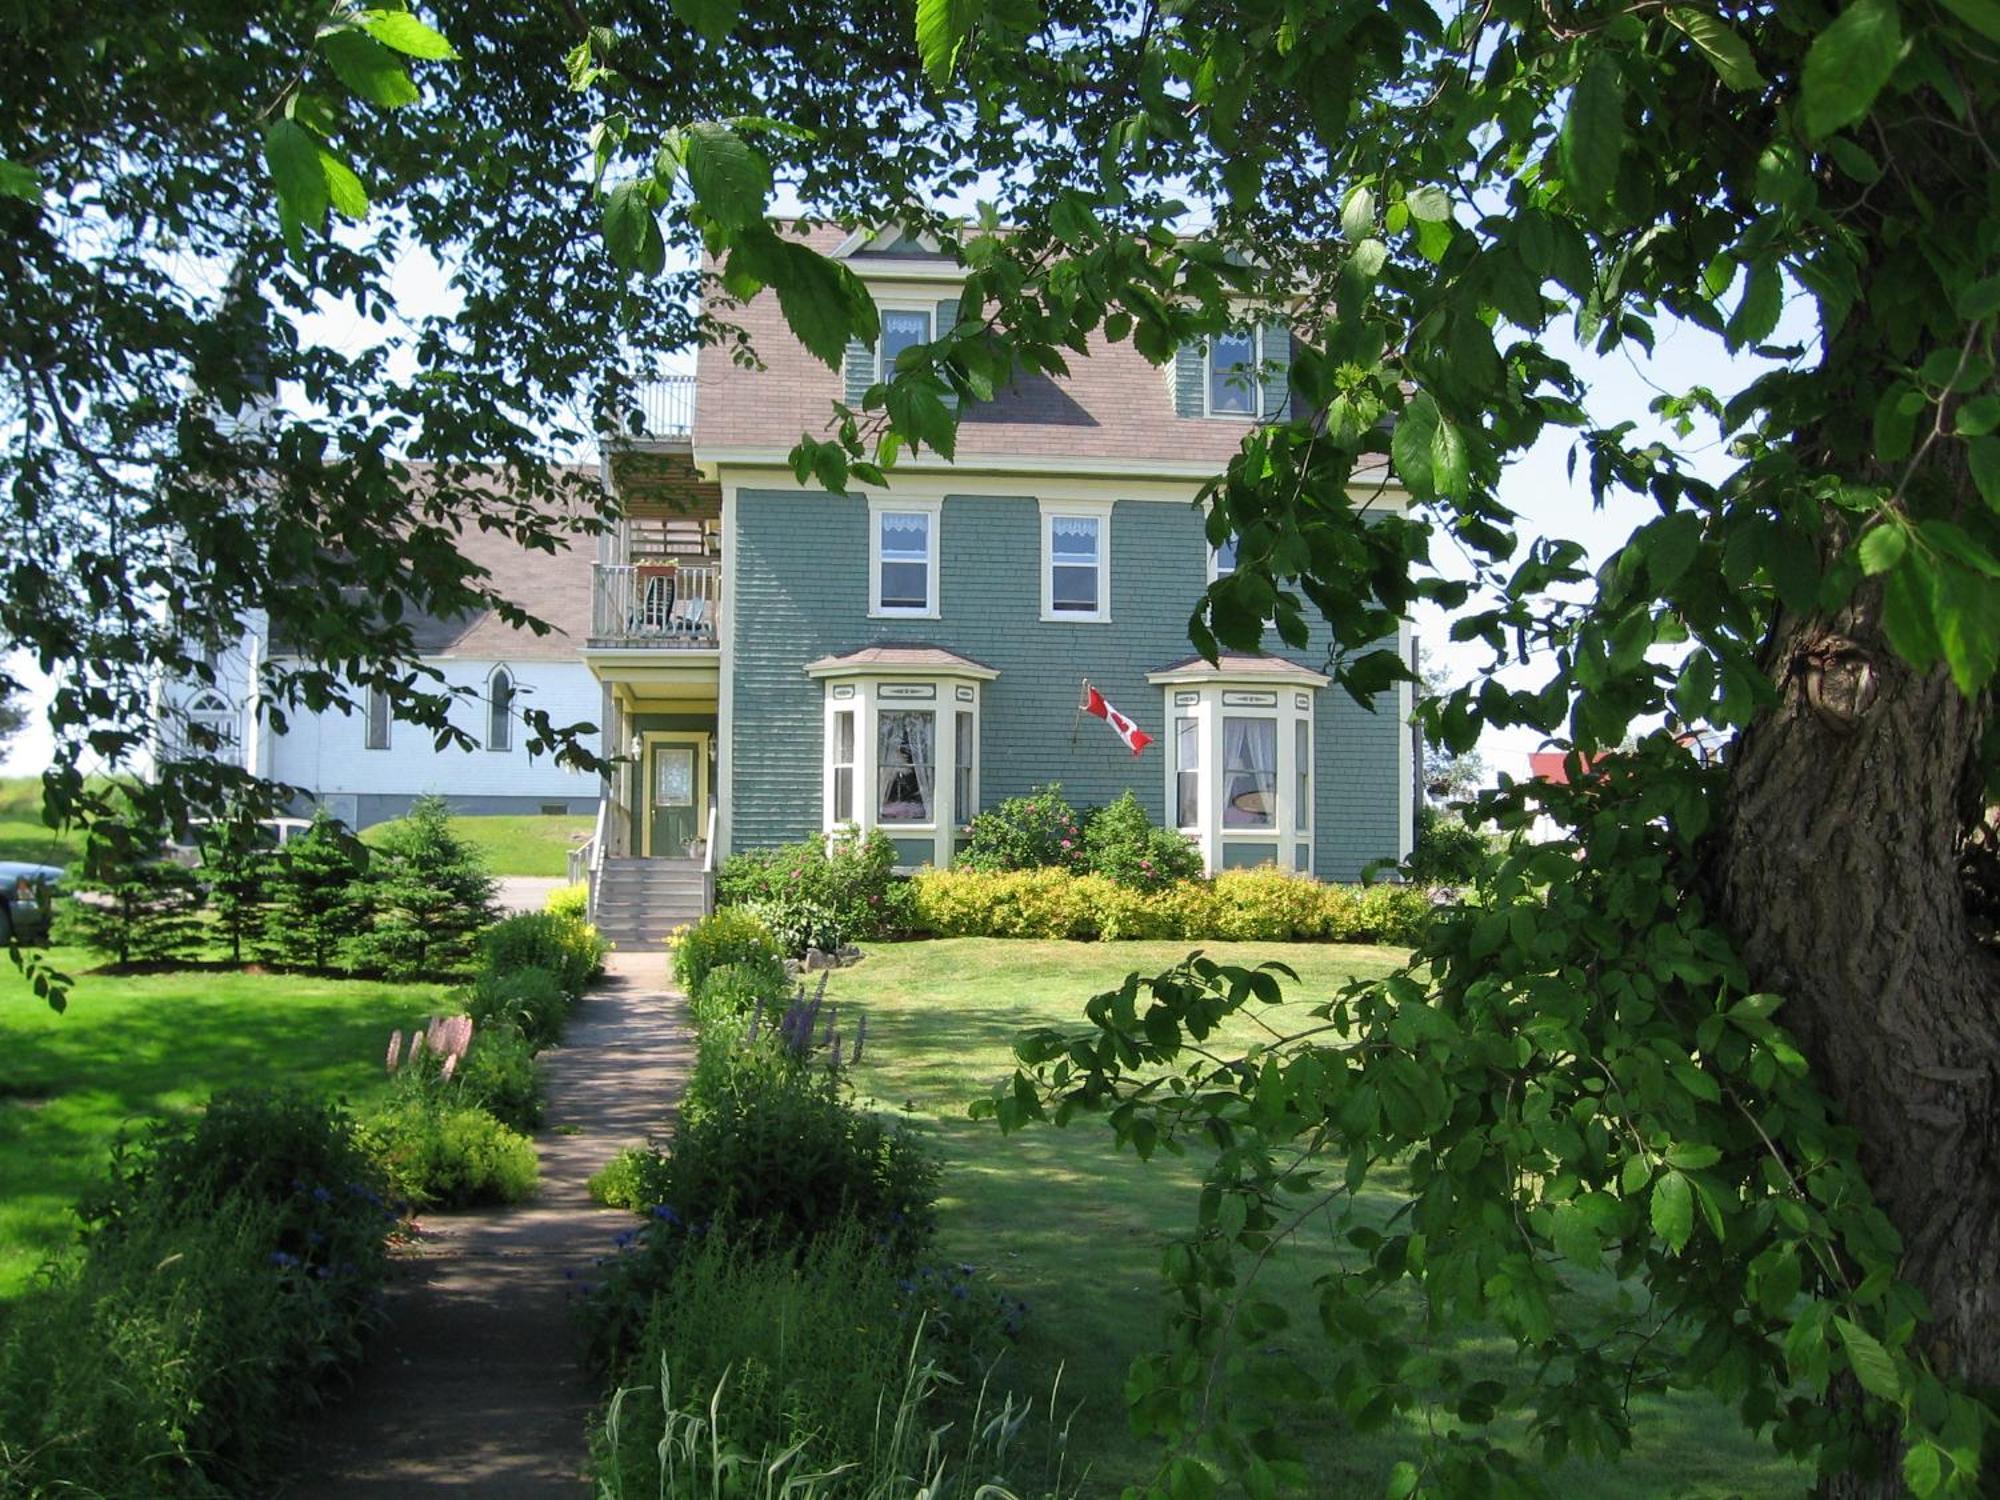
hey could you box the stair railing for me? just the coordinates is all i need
[701,801,717,914]
[578,797,610,924]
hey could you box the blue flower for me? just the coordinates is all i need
[312,1186,333,1203]
[269,1250,298,1267]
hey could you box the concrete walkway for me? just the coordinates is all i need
[285,951,689,1497]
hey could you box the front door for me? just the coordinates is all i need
[645,736,704,857]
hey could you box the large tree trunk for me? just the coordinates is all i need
[1717,588,2000,1497]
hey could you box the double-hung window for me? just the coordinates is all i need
[1175,716,1200,831]
[1222,716,1278,828]
[830,710,856,824]
[877,709,936,824]
[870,498,940,617]
[1207,329,1260,417]
[954,711,976,826]
[878,309,932,381]
[1041,500,1111,622]
[365,684,391,750]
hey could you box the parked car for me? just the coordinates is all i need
[0,862,64,943]
[164,817,314,867]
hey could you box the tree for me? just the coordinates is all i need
[195,812,277,966]
[1417,650,1487,804]
[345,796,495,980]
[56,812,204,968]
[0,687,27,752]
[263,809,368,973]
[551,2,1998,1494]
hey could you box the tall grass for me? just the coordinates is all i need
[598,1320,1082,1500]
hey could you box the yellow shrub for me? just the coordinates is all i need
[1206,867,1323,940]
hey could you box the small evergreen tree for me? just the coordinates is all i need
[262,809,368,972]
[195,811,276,965]
[345,797,495,980]
[57,813,204,967]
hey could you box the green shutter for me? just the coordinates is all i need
[842,337,873,408]
[936,297,962,413]
[1174,342,1205,417]
[1259,324,1292,421]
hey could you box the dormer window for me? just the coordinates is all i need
[877,309,932,382]
[1207,329,1260,417]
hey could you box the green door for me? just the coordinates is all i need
[647,741,699,857]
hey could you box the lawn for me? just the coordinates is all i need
[362,811,593,877]
[0,777,84,868]
[0,948,452,1302]
[826,939,1810,1499]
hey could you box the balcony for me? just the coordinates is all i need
[590,559,720,649]
[621,375,696,442]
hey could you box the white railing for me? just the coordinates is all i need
[701,802,717,914]
[628,376,696,439]
[590,560,721,646]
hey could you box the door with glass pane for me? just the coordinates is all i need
[645,737,705,856]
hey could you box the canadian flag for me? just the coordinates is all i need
[1082,682,1153,756]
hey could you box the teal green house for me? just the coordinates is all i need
[583,223,1412,921]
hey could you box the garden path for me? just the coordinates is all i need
[284,949,690,1497]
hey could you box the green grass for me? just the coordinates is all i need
[0,776,84,868]
[0,947,452,1303]
[362,812,593,877]
[825,939,1810,1499]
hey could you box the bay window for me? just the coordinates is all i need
[831,710,855,823]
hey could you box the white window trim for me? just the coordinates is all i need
[868,495,942,619]
[873,301,937,383]
[1039,496,1114,624]
[486,665,514,753]
[1203,327,1263,421]
[816,671,987,871]
[1155,680,1318,876]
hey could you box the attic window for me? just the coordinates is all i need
[1206,329,1260,417]
[877,309,932,382]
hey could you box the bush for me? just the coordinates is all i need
[0,1088,395,1495]
[345,795,496,980]
[465,965,569,1051]
[587,1144,672,1212]
[669,907,782,1000]
[261,808,369,972]
[717,827,897,947]
[960,783,1088,874]
[907,866,1437,946]
[687,957,788,1033]
[544,881,589,920]
[56,812,204,967]
[357,1096,539,1208]
[1083,791,1204,891]
[454,1025,543,1131]
[195,811,278,965]
[481,910,606,1000]
[1406,804,1490,885]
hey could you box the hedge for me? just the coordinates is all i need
[906,866,1435,946]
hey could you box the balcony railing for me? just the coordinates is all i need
[591,560,721,647]
[623,375,696,440]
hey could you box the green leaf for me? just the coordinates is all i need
[1834,1316,1904,1400]
[1386,1461,1419,1500]
[1560,52,1625,212]
[1552,1201,1602,1267]
[1350,238,1388,281]
[683,122,771,228]
[1640,509,1702,589]
[1938,0,2000,39]
[1858,524,1907,574]
[1392,394,1442,500]
[1666,9,1764,90]
[1800,0,1902,139]
[1651,1168,1693,1252]
[0,158,40,202]
[1903,1442,1943,1496]
[1957,394,2000,437]
[360,9,457,60]
[1406,184,1451,222]
[1726,260,1782,348]
[1969,435,2000,509]
[767,238,876,368]
[1958,274,2000,321]
[1881,556,1944,669]
[916,0,982,89]
[320,147,370,220]
[1431,412,1469,500]
[602,181,664,276]
[1340,185,1375,242]
[263,119,329,230]
[670,0,741,44]
[321,30,420,107]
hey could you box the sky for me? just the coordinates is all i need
[0,200,1791,789]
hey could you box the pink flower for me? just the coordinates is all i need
[1060,839,1072,849]
[385,1031,403,1073]
[440,1052,459,1080]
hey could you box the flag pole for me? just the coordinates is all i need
[1071,678,1088,747]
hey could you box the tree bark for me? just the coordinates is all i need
[1717,589,2000,1497]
